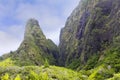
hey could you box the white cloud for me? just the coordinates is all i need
[44,27,62,45]
[14,2,65,45]
[62,0,80,17]
[15,3,40,21]
[0,31,22,56]
[7,25,24,39]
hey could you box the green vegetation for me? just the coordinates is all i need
[107,73,120,80]
[84,54,99,70]
[44,59,49,68]
[1,73,9,80]
[0,55,119,80]
[0,0,120,80]
[0,58,14,67]
[0,66,81,80]
[14,75,21,80]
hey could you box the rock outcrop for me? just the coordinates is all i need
[59,0,120,69]
[2,19,58,66]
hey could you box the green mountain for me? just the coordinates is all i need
[59,0,120,70]
[0,0,120,80]
[1,19,58,66]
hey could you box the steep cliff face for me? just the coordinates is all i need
[59,0,120,69]
[2,19,58,66]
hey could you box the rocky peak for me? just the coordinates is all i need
[1,18,58,66]
[24,18,46,41]
[27,18,39,25]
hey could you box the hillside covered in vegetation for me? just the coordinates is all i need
[0,0,120,80]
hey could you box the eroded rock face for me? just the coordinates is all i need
[2,19,58,66]
[59,0,120,69]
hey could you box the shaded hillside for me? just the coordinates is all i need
[59,0,120,69]
[1,19,58,66]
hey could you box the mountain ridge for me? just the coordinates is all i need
[1,18,58,66]
[59,0,120,69]
[0,0,120,80]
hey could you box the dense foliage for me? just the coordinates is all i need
[0,66,81,80]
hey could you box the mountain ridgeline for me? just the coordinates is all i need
[1,19,58,66]
[0,0,120,79]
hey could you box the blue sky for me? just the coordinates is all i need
[0,0,80,55]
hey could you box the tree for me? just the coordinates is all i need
[44,59,49,68]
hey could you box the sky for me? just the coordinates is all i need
[0,0,80,55]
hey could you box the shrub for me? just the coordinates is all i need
[14,74,21,80]
[107,73,120,80]
[1,73,9,80]
[29,71,39,80]
[44,59,49,68]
